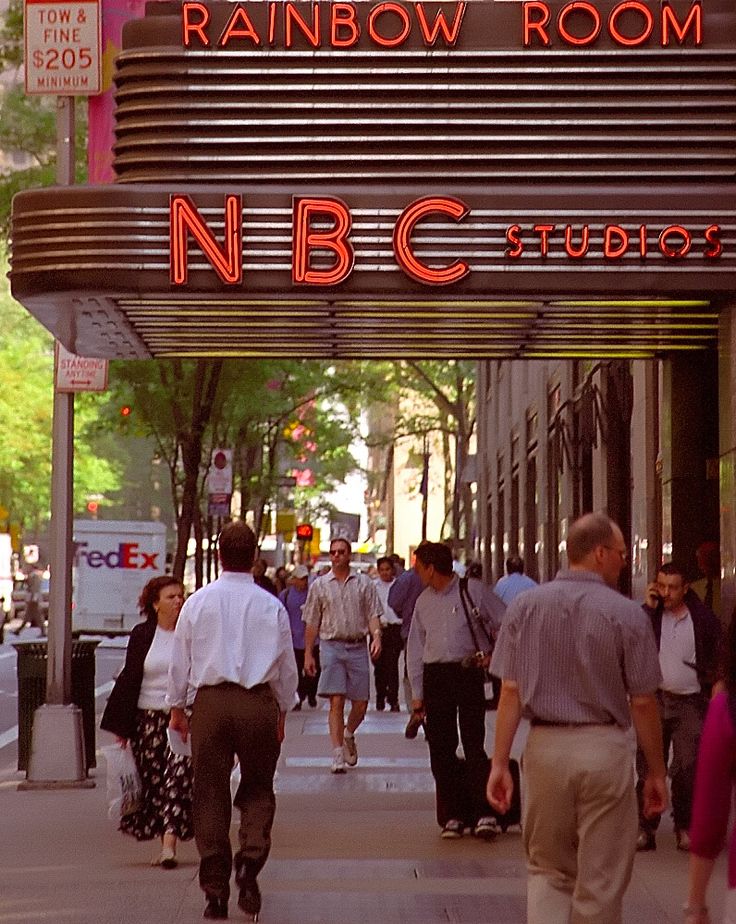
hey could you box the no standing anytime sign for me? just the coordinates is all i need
[24,0,101,95]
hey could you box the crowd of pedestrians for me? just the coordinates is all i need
[100,516,736,923]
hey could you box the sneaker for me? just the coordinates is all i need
[331,747,347,774]
[676,829,691,852]
[343,733,358,767]
[636,830,656,852]
[376,698,385,711]
[441,819,464,839]
[390,703,400,712]
[405,712,424,740]
[473,816,501,840]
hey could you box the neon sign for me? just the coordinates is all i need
[169,195,724,289]
[522,1,702,48]
[179,1,702,51]
[182,1,467,50]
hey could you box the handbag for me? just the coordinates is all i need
[458,578,496,698]
[102,744,142,820]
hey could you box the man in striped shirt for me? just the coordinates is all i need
[487,512,667,924]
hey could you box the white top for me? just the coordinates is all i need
[167,572,299,713]
[137,626,176,710]
[659,607,700,695]
[375,579,402,626]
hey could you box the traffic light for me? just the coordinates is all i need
[120,405,132,417]
[86,500,99,518]
[296,523,313,541]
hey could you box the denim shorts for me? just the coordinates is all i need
[317,639,370,702]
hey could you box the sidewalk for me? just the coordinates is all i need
[0,706,728,923]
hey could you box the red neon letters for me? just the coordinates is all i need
[182,1,466,49]
[522,1,702,48]
[169,198,724,288]
[170,194,243,285]
[505,223,722,260]
[393,197,470,285]
[292,197,354,285]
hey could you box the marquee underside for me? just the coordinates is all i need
[8,182,729,359]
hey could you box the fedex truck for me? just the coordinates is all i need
[72,520,167,634]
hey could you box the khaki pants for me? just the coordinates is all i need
[190,683,281,901]
[523,724,637,924]
[725,889,736,924]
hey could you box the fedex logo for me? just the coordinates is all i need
[74,542,159,570]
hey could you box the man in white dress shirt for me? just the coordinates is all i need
[168,522,298,921]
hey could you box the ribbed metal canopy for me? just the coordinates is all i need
[9,0,735,359]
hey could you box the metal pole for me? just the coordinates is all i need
[22,97,89,785]
[47,96,75,705]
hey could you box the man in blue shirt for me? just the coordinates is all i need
[493,555,537,606]
[280,565,319,708]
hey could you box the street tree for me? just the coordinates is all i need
[96,358,363,585]
[0,259,120,538]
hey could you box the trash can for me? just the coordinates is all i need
[13,639,100,772]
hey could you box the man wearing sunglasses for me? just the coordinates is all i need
[303,537,383,773]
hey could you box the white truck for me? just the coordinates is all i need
[72,520,167,634]
[0,532,12,613]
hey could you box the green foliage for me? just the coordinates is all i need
[0,255,120,530]
[0,0,22,70]
[0,87,56,165]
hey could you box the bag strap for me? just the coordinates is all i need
[458,577,494,653]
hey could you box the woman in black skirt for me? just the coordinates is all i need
[101,575,193,868]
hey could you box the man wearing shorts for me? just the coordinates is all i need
[303,538,383,773]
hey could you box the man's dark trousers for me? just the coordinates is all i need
[423,661,489,826]
[190,682,281,902]
[374,624,404,707]
[636,690,707,834]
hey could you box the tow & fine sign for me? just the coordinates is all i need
[24,0,101,95]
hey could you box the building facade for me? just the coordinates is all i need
[476,351,722,612]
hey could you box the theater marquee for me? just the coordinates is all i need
[9,0,736,358]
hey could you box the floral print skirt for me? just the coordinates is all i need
[119,709,193,842]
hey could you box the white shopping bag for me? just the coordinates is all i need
[102,744,142,820]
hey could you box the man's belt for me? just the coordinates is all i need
[326,635,366,644]
[530,718,616,728]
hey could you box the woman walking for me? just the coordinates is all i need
[101,575,193,868]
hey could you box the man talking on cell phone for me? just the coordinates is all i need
[636,561,721,854]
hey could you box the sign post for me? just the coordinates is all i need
[22,0,101,787]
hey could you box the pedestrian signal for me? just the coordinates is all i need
[296,524,313,541]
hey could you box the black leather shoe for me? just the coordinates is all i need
[203,895,228,919]
[636,830,656,852]
[238,878,261,916]
[235,857,262,916]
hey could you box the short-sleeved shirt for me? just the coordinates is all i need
[407,576,505,701]
[490,569,662,729]
[302,570,382,641]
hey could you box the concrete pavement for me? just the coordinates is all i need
[0,704,728,923]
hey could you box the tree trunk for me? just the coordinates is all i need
[193,502,204,589]
[172,435,201,580]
